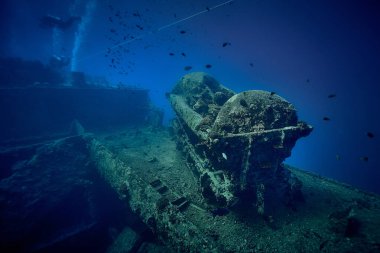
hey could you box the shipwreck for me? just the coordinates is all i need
[1,71,379,252]
[168,72,312,213]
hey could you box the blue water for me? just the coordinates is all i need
[1,0,379,195]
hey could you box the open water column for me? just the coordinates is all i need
[70,0,97,72]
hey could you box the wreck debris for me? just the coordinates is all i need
[171,197,190,212]
[168,72,313,213]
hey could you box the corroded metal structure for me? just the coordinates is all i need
[168,72,312,212]
[2,70,380,252]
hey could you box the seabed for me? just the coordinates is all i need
[1,127,379,252]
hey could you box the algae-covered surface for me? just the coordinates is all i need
[2,72,375,252]
[96,127,380,252]
[1,126,379,252]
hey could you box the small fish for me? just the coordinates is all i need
[323,117,330,121]
[136,24,143,30]
[328,94,336,98]
[222,152,227,160]
[222,42,231,47]
[306,78,310,83]
[180,30,186,34]
[270,91,276,96]
[205,64,212,69]
[335,154,341,160]
[367,132,375,138]
[360,156,369,162]
[184,66,192,71]
[249,62,254,68]
[181,52,186,57]
[211,207,229,217]
[169,52,175,56]
[206,7,211,11]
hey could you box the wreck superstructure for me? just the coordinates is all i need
[168,72,312,213]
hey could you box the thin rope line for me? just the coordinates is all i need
[157,0,234,31]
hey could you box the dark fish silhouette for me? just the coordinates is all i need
[181,52,186,57]
[249,62,254,68]
[360,156,369,162]
[180,30,186,34]
[270,92,276,96]
[205,64,212,69]
[184,66,192,71]
[323,117,330,121]
[367,132,375,138]
[136,24,143,30]
[206,7,211,11]
[222,42,231,47]
[328,94,336,98]
[169,53,175,56]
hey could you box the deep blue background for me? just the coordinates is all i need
[1,0,379,193]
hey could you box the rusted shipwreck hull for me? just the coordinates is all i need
[2,73,380,252]
[168,72,312,212]
[88,73,379,252]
